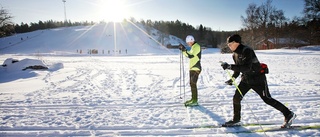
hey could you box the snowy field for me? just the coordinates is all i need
[0,48,319,137]
[0,23,319,136]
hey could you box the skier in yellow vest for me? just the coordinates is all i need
[179,35,202,106]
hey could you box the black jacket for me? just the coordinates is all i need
[230,44,265,84]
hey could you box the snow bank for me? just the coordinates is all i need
[1,58,48,71]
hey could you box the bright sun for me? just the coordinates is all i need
[97,0,128,22]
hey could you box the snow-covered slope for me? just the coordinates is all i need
[0,21,184,55]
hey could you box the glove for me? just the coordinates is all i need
[179,44,186,51]
[221,62,231,70]
[225,79,233,85]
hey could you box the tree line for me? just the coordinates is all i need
[238,0,319,50]
[137,19,235,48]
[14,20,95,34]
[1,0,319,49]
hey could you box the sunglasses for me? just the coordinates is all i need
[227,42,234,46]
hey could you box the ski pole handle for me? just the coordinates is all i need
[219,61,244,97]
[225,69,243,97]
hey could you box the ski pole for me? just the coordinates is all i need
[179,50,182,99]
[181,50,186,101]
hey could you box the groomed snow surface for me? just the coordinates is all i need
[0,23,319,137]
[0,48,319,137]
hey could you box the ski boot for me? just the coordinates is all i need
[222,120,241,127]
[184,99,198,107]
[281,112,297,128]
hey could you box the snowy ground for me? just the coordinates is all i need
[0,48,319,137]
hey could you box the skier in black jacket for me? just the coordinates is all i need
[221,34,296,128]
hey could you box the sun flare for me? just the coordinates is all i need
[97,0,128,22]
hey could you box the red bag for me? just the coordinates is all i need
[260,63,269,74]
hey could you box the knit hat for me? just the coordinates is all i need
[227,34,241,43]
[186,35,195,43]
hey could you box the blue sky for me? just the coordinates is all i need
[0,0,305,31]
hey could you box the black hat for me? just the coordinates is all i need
[227,34,241,43]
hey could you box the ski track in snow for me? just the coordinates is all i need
[0,50,320,137]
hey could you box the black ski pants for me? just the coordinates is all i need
[232,77,291,121]
[190,70,200,101]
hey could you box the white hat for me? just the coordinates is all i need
[186,35,195,43]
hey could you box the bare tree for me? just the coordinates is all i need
[303,0,320,44]
[241,3,260,48]
[256,0,276,49]
[269,10,288,48]
[0,6,13,37]
[303,0,320,20]
[241,0,287,49]
[270,10,287,28]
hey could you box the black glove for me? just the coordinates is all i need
[225,79,233,85]
[221,62,231,70]
[179,44,186,51]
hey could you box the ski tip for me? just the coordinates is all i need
[221,124,242,127]
[184,104,200,107]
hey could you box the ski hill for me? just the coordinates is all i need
[0,22,319,137]
[0,21,184,55]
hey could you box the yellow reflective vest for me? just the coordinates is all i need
[183,42,202,71]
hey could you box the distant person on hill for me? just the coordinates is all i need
[179,35,202,107]
[220,34,296,128]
